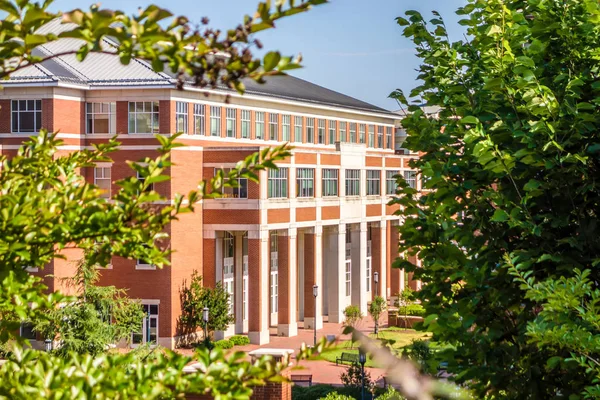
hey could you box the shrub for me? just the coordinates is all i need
[404,304,425,316]
[343,305,363,329]
[213,339,233,349]
[229,335,250,346]
[376,386,405,399]
[368,296,387,331]
[321,392,355,400]
[292,384,337,400]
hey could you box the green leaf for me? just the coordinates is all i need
[263,51,281,71]
[491,209,509,222]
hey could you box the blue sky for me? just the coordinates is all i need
[52,0,467,110]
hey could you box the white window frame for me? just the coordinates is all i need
[242,233,249,321]
[340,121,347,143]
[359,124,366,144]
[296,168,315,198]
[223,232,235,316]
[317,119,325,144]
[128,101,159,134]
[11,99,42,133]
[345,169,360,197]
[386,170,399,195]
[136,257,156,270]
[214,167,248,199]
[132,302,159,346]
[345,260,351,297]
[94,165,112,199]
[282,115,291,142]
[86,102,116,134]
[268,168,288,199]
[210,106,221,137]
[241,110,251,138]
[306,117,315,143]
[20,322,36,340]
[322,169,338,197]
[270,232,278,314]
[386,126,393,149]
[377,126,384,148]
[349,122,357,143]
[255,111,265,140]
[175,101,188,134]
[137,170,154,193]
[404,170,417,189]
[366,170,381,196]
[226,108,236,138]
[294,116,302,142]
[328,120,336,144]
[193,104,205,135]
[368,125,375,147]
[269,113,279,141]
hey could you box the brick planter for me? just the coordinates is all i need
[387,313,424,329]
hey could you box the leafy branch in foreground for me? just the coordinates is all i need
[0,0,326,92]
[0,131,290,342]
[390,0,600,398]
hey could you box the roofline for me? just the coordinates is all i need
[2,80,399,121]
[184,86,399,121]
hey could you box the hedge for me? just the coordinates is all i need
[229,335,250,346]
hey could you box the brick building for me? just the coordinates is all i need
[2,20,420,348]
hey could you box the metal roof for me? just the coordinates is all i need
[5,19,396,116]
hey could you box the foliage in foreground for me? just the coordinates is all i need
[0,345,289,399]
[391,0,600,397]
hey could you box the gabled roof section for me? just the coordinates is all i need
[239,75,394,115]
[5,19,396,117]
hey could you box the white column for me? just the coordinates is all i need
[248,228,270,345]
[380,220,387,301]
[234,232,246,334]
[315,225,323,330]
[359,222,368,313]
[329,224,349,323]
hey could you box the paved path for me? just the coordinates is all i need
[177,315,390,386]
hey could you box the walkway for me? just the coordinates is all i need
[237,314,388,386]
[176,314,390,386]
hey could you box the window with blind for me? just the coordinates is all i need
[366,170,381,196]
[296,168,314,198]
[322,169,338,197]
[345,169,360,196]
[268,168,288,198]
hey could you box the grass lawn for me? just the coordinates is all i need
[317,328,431,368]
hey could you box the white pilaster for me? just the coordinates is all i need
[380,220,387,301]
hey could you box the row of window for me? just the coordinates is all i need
[10,100,394,149]
[267,169,417,199]
[93,166,416,200]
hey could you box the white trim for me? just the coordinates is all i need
[178,88,399,121]
[140,299,161,305]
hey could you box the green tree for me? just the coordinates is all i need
[368,296,386,335]
[343,305,364,329]
[180,270,235,337]
[33,251,145,357]
[0,2,324,397]
[391,0,600,397]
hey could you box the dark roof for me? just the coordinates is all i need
[6,19,395,117]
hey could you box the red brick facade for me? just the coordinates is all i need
[1,88,420,347]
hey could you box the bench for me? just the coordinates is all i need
[291,374,313,387]
[336,352,359,366]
